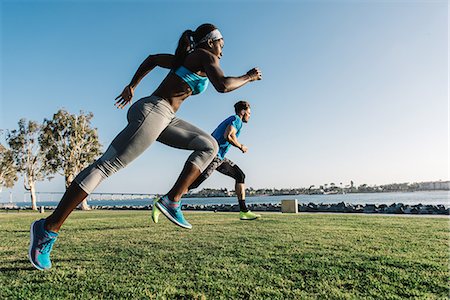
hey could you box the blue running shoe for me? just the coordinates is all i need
[28,219,58,270]
[151,197,161,223]
[155,196,192,229]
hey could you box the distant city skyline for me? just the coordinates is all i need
[1,1,448,202]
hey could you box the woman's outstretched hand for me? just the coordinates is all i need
[115,85,134,109]
[247,67,262,82]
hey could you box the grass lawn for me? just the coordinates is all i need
[0,210,448,299]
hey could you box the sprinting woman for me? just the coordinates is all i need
[29,23,262,270]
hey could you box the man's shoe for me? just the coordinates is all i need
[240,210,261,220]
[155,196,192,229]
[28,219,58,270]
[151,198,161,223]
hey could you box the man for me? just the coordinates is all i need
[152,100,260,222]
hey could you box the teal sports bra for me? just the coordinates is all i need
[173,66,209,95]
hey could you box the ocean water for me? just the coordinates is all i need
[8,190,449,208]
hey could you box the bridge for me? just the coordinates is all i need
[0,191,159,203]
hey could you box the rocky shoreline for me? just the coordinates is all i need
[3,202,448,215]
[186,202,450,215]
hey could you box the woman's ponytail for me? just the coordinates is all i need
[172,29,194,70]
[172,24,217,70]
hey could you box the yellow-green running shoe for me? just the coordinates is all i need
[239,210,261,220]
[152,198,161,223]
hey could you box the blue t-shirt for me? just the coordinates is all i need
[211,115,243,160]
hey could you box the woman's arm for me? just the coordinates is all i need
[115,54,174,109]
[201,51,262,93]
[129,54,174,88]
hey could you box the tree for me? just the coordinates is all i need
[7,119,51,210]
[40,109,102,210]
[0,143,18,191]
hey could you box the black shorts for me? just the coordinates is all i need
[189,157,245,190]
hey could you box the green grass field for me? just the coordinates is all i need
[0,210,448,299]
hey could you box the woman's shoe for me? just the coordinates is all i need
[155,196,192,229]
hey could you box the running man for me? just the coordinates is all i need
[152,100,260,222]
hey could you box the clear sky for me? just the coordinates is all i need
[1,0,448,199]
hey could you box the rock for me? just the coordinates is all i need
[410,207,419,214]
[336,202,346,208]
[385,203,404,214]
[318,204,331,211]
[418,205,436,214]
[306,202,318,212]
[403,206,412,214]
[231,205,240,212]
[351,204,363,213]
[363,204,378,213]
[298,203,308,212]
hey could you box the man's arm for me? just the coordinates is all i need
[224,124,247,153]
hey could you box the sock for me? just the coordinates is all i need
[239,200,248,212]
[162,195,180,209]
[46,230,59,238]
[43,219,58,236]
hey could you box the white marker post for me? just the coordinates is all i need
[281,199,298,213]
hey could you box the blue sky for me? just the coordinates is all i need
[1,0,448,199]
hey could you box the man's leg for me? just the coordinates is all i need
[188,157,222,191]
[235,182,248,212]
[216,158,248,210]
[216,158,259,219]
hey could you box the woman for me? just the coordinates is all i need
[28,23,262,270]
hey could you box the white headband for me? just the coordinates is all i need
[197,29,223,45]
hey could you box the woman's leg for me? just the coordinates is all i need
[44,97,174,232]
[152,117,218,228]
[157,117,219,201]
[167,162,201,201]
[44,183,89,232]
[30,97,179,270]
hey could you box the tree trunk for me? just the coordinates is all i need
[66,173,91,211]
[29,180,38,211]
[65,173,74,188]
[79,199,91,211]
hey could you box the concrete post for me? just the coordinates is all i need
[281,199,298,213]
[39,206,45,214]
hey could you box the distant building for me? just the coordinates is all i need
[417,181,449,190]
[0,203,18,209]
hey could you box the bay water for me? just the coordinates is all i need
[10,190,449,208]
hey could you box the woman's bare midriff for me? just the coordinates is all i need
[152,71,196,113]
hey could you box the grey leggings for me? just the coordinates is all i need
[75,95,219,194]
